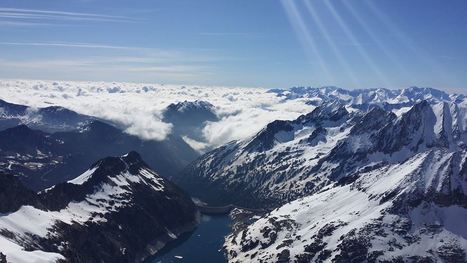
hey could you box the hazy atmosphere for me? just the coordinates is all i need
[1,0,466,93]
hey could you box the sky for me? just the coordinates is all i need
[0,0,466,93]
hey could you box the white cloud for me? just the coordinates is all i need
[0,79,314,146]
[0,8,136,23]
[0,42,143,50]
[202,97,313,147]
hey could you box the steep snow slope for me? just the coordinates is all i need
[0,152,198,262]
[225,149,467,262]
[176,101,466,208]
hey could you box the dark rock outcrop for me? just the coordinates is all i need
[0,174,40,213]
[0,152,199,262]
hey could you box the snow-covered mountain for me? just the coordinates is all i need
[225,148,467,262]
[0,99,97,133]
[193,98,466,262]
[269,86,466,112]
[0,120,199,190]
[0,152,198,262]
[176,100,466,208]
[162,100,219,152]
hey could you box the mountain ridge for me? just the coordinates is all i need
[0,120,199,190]
[0,151,199,262]
[175,99,466,208]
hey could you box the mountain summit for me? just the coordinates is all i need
[0,152,198,262]
[176,100,466,208]
[218,101,467,262]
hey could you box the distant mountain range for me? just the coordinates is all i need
[0,119,199,190]
[0,98,201,191]
[0,152,198,262]
[268,86,465,109]
[0,99,98,133]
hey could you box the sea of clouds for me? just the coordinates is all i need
[0,79,314,150]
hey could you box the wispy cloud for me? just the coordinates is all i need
[0,42,141,50]
[0,38,236,84]
[0,20,59,26]
[0,57,207,71]
[199,32,256,37]
[0,41,246,64]
[127,65,210,78]
[0,58,98,68]
[0,56,214,82]
[0,7,136,25]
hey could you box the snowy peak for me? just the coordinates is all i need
[176,99,466,208]
[350,106,396,135]
[41,151,164,210]
[245,120,295,152]
[162,100,219,149]
[432,102,455,148]
[379,100,464,153]
[166,100,216,113]
[269,86,465,112]
[400,86,451,102]
[163,100,218,126]
[72,150,146,184]
[298,103,349,124]
[392,100,438,149]
[0,151,198,262]
[246,104,350,153]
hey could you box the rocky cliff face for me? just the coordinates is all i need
[0,174,41,213]
[224,148,467,262]
[176,100,466,208]
[0,152,199,262]
[216,98,467,262]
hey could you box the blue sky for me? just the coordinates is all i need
[0,0,466,93]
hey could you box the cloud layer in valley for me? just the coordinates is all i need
[0,79,314,150]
